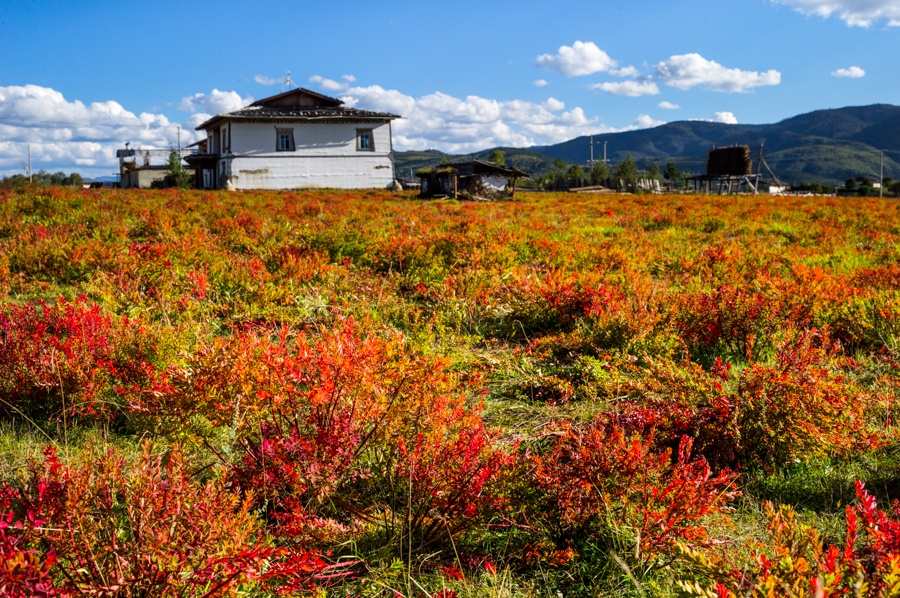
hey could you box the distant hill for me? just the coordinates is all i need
[394,104,900,185]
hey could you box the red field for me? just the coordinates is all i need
[2,187,900,596]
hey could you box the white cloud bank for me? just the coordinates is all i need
[537,41,781,98]
[178,89,252,115]
[832,66,866,78]
[339,85,662,153]
[773,0,900,26]
[655,54,781,92]
[0,84,198,178]
[1,82,673,178]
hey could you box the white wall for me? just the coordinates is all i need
[226,154,394,189]
[230,120,391,157]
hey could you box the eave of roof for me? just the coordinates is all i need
[195,105,400,131]
[451,160,532,178]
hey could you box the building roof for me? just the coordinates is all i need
[195,87,399,130]
[422,160,531,179]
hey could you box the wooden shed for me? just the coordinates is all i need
[418,160,530,200]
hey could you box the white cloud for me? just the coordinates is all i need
[342,75,357,83]
[590,80,661,97]
[658,101,680,110]
[533,79,550,87]
[690,112,738,124]
[309,75,352,91]
[709,111,738,124]
[632,114,666,129]
[655,53,781,92]
[542,97,566,111]
[0,84,202,179]
[536,41,617,76]
[254,75,279,85]
[178,89,252,114]
[773,0,900,26]
[610,66,640,78]
[832,65,866,78]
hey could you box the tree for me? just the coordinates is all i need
[164,150,192,189]
[664,162,680,184]
[590,161,610,185]
[647,162,661,181]
[567,164,585,183]
[33,169,51,185]
[844,178,857,191]
[612,154,638,185]
[64,173,84,187]
[551,158,567,181]
[488,149,506,166]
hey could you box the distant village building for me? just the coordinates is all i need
[184,88,399,190]
[417,160,530,200]
[116,147,194,189]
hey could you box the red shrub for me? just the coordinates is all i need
[679,482,900,597]
[394,424,514,548]
[607,329,881,470]
[0,482,64,597]
[676,285,776,359]
[526,420,738,565]
[11,443,283,597]
[0,296,155,421]
[148,319,510,553]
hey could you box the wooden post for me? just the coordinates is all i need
[453,174,458,199]
[511,177,518,199]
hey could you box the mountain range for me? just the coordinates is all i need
[393,104,900,186]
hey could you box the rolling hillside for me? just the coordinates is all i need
[394,104,900,185]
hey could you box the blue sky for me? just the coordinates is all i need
[1,0,898,178]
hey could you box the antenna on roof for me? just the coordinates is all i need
[282,71,294,92]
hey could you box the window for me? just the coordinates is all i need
[357,129,374,151]
[221,126,229,153]
[276,128,295,151]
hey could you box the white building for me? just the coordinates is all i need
[186,88,399,190]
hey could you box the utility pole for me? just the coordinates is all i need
[590,134,594,164]
[28,144,32,183]
[604,141,607,164]
[177,126,181,152]
[880,149,885,198]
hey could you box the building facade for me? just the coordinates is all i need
[186,88,399,190]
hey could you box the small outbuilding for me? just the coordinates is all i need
[417,160,530,200]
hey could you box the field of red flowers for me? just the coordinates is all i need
[2,186,900,597]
